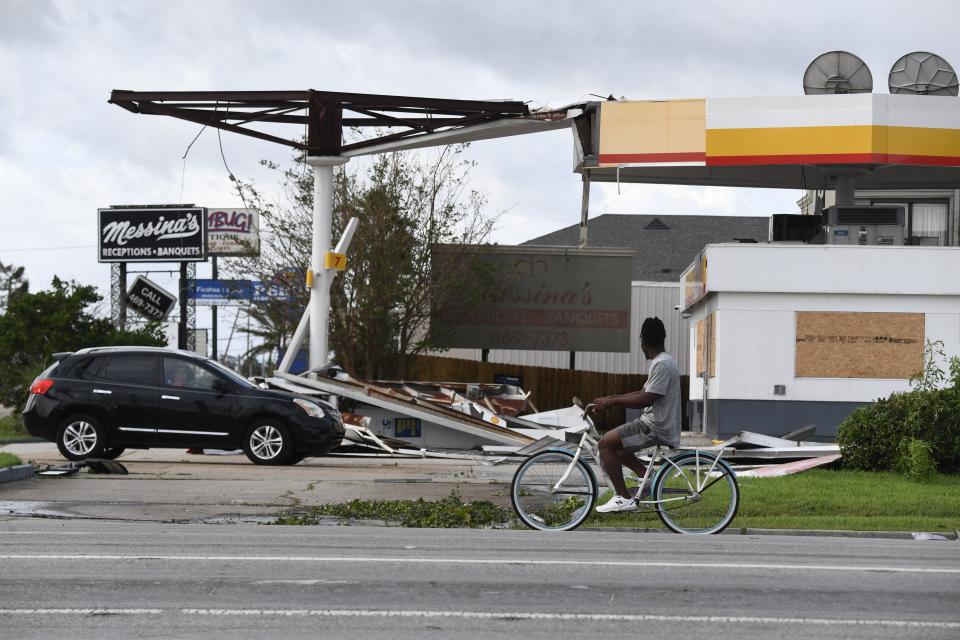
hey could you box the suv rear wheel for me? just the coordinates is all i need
[243,420,293,465]
[56,415,106,461]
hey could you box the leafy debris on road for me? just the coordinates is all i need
[272,490,515,528]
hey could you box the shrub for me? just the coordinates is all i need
[897,438,937,482]
[837,341,960,474]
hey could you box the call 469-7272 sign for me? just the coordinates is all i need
[126,275,176,321]
[98,207,207,262]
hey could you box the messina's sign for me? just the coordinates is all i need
[98,207,207,262]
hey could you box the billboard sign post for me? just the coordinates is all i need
[207,208,261,256]
[187,279,294,305]
[98,207,207,262]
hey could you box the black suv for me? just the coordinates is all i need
[23,347,344,465]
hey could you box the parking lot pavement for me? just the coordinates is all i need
[0,442,517,523]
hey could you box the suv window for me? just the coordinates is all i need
[162,357,221,392]
[66,356,108,381]
[102,355,158,385]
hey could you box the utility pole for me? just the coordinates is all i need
[211,256,218,359]
[178,261,188,349]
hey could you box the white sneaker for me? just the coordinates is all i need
[595,494,637,513]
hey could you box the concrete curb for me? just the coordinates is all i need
[731,527,958,540]
[0,464,35,484]
[580,525,958,540]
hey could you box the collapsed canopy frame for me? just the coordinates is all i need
[109,89,533,157]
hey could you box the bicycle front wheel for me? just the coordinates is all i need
[653,451,739,535]
[511,450,597,531]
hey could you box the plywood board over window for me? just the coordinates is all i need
[709,312,716,378]
[795,312,924,379]
[695,313,717,378]
[695,318,705,376]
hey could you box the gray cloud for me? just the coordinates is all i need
[1,0,959,349]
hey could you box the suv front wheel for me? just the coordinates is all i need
[243,419,293,465]
[56,415,106,461]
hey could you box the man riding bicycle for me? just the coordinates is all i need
[591,317,681,513]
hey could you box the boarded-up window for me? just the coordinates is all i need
[695,313,717,378]
[695,318,705,375]
[709,312,717,378]
[795,312,924,379]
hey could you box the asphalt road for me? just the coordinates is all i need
[1,519,958,640]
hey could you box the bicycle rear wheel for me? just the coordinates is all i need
[511,450,597,531]
[653,451,739,535]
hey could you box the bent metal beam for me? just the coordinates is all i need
[108,90,536,370]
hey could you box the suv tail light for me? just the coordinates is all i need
[30,379,54,395]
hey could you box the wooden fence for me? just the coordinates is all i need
[407,355,689,430]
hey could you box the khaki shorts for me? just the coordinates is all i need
[614,418,665,453]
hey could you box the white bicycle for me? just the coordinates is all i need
[510,399,740,534]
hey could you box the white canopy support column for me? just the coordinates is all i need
[306,155,349,372]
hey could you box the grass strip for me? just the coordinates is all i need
[0,414,31,443]
[0,452,23,468]
[273,470,960,533]
[590,469,960,532]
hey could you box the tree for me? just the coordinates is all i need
[231,144,496,379]
[0,259,28,313]
[0,277,166,412]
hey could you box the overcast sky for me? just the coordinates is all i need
[2,0,959,353]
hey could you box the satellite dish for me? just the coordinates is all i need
[803,51,873,94]
[888,51,959,96]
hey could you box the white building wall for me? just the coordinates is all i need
[687,246,960,405]
[429,282,689,375]
[705,244,960,296]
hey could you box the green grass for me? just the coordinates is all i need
[589,469,960,533]
[0,414,30,443]
[0,452,23,468]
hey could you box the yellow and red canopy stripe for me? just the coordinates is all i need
[597,95,960,168]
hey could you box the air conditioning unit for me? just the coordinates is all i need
[823,206,905,245]
[769,214,823,242]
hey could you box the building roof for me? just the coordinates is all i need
[522,214,770,281]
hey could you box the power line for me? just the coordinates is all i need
[0,244,95,252]
[0,221,79,231]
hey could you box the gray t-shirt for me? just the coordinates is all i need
[638,352,681,447]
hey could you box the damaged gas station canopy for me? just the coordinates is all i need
[576,94,960,189]
[263,369,839,479]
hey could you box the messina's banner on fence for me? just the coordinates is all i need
[98,207,207,262]
[431,245,634,352]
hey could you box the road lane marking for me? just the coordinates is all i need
[179,609,960,629]
[252,579,357,585]
[1,608,957,629]
[0,609,162,615]
[0,554,958,575]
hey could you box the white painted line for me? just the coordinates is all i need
[0,532,92,535]
[252,579,357,585]
[2,608,955,629]
[180,609,960,629]
[0,609,162,615]
[0,554,958,575]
